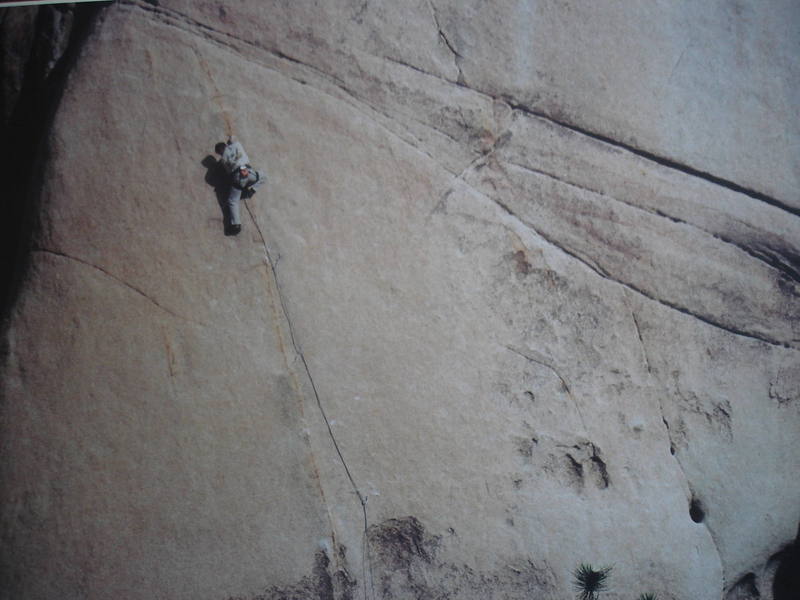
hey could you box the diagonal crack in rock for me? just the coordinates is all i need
[32,248,197,323]
[447,174,796,350]
[626,297,726,585]
[242,201,375,599]
[426,0,465,84]
[125,0,465,184]
[127,0,797,226]
[502,159,800,285]
[505,344,589,435]
[505,101,799,219]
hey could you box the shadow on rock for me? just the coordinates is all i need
[201,154,232,234]
[773,523,800,600]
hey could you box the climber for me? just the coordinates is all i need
[214,138,266,236]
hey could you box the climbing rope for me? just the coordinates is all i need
[195,37,376,596]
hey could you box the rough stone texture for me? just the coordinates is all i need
[1,1,798,600]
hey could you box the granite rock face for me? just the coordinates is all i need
[1,2,798,599]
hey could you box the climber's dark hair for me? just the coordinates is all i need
[214,142,227,155]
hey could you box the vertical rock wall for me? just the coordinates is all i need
[1,2,798,599]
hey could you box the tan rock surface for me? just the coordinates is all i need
[1,2,798,599]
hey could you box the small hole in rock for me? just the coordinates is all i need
[670,444,676,455]
[690,497,706,523]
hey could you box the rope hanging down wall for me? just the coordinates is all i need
[193,41,376,600]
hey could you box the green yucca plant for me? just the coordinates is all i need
[572,563,612,600]
[638,595,658,600]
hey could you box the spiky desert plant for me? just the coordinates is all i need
[638,594,658,600]
[572,563,612,600]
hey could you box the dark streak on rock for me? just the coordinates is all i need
[505,100,799,219]
[564,453,584,489]
[492,196,795,349]
[382,54,434,79]
[589,444,610,488]
[504,158,800,285]
[630,308,653,374]
[0,1,110,332]
[427,0,465,84]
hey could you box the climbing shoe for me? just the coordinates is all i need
[227,224,242,236]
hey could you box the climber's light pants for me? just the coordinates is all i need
[227,176,265,226]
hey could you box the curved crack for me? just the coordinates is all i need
[505,344,589,435]
[32,247,195,323]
